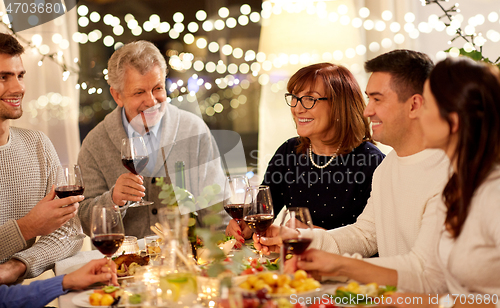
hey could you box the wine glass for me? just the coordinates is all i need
[280,207,314,263]
[55,164,86,240]
[223,175,249,225]
[121,136,153,207]
[91,203,125,278]
[243,185,274,261]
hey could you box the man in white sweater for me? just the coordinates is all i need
[257,50,449,291]
[0,33,83,283]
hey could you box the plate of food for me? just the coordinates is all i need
[113,253,149,279]
[72,286,124,307]
[196,236,237,264]
[328,282,397,307]
[234,269,324,299]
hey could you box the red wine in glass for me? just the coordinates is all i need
[243,214,274,236]
[223,176,249,226]
[243,185,274,261]
[121,156,149,175]
[224,203,245,222]
[55,185,85,199]
[121,137,153,207]
[282,238,312,255]
[55,165,86,240]
[92,234,125,257]
[279,207,314,272]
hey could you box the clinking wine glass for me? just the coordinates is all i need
[280,207,314,262]
[55,164,86,240]
[91,203,125,284]
[121,136,153,207]
[223,175,250,225]
[243,185,274,261]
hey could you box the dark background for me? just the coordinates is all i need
[78,0,264,169]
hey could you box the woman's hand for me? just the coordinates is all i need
[225,219,252,248]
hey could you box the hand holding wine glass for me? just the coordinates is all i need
[91,203,125,285]
[243,185,274,261]
[55,164,86,240]
[120,136,153,207]
[223,176,251,245]
[280,207,314,256]
[223,175,249,223]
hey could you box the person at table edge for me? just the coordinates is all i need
[257,50,450,287]
[0,33,83,284]
[0,258,118,308]
[77,40,228,239]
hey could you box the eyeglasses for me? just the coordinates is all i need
[284,93,328,109]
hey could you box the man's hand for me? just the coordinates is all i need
[252,224,282,255]
[0,259,27,284]
[17,186,83,241]
[225,219,252,248]
[62,258,118,290]
[112,173,145,206]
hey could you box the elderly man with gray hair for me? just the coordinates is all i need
[78,40,228,238]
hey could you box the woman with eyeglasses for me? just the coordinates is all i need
[226,63,385,244]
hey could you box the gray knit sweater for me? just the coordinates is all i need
[0,127,82,279]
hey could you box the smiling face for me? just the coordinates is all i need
[291,80,333,144]
[420,80,453,150]
[0,54,25,123]
[110,65,167,133]
[364,72,412,150]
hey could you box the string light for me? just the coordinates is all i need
[422,0,499,66]
[70,1,500,118]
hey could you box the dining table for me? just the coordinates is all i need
[56,239,147,308]
[55,238,347,308]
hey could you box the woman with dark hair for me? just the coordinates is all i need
[226,63,384,243]
[296,57,500,305]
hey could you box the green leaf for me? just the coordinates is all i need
[210,202,223,213]
[202,185,214,196]
[162,184,173,191]
[197,198,208,210]
[187,217,196,227]
[206,262,226,278]
[383,285,397,292]
[211,184,221,194]
[158,190,173,200]
[155,177,164,186]
[263,259,279,271]
[183,200,196,211]
[444,47,484,61]
[202,213,223,226]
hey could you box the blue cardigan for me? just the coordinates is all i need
[0,275,67,308]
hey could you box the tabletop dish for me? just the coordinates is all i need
[72,291,142,308]
[72,291,123,308]
[329,282,396,307]
[234,270,324,298]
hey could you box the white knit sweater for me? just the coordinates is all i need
[301,149,450,291]
[398,166,500,299]
[0,127,82,280]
